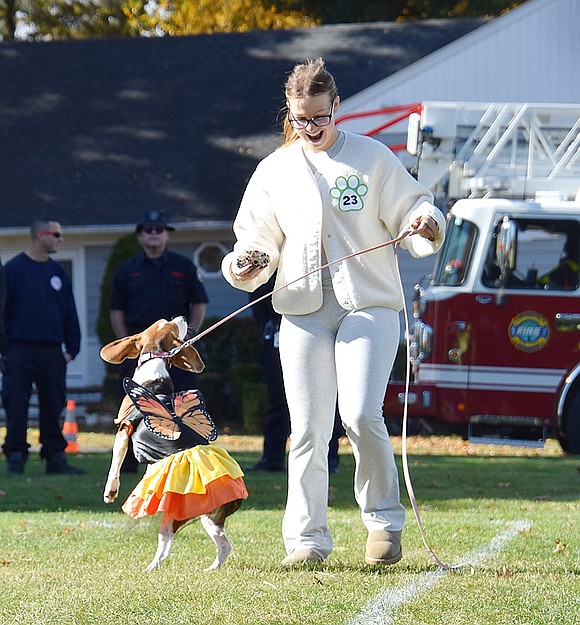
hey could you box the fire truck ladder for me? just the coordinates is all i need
[407,102,580,202]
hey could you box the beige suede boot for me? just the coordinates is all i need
[282,548,323,566]
[365,530,402,565]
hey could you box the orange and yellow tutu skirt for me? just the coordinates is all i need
[122,445,248,521]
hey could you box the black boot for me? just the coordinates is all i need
[245,457,286,472]
[6,451,27,476]
[45,452,85,475]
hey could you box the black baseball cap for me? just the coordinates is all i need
[135,210,175,233]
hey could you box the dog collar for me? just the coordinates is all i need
[137,351,172,369]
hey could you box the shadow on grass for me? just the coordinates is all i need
[1,450,578,513]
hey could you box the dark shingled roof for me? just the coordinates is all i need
[0,19,485,228]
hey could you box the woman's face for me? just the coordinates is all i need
[287,93,339,153]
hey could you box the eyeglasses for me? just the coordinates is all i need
[142,225,166,234]
[40,230,62,238]
[288,102,335,130]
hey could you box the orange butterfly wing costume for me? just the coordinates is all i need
[119,379,247,521]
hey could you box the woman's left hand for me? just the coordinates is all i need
[409,215,438,241]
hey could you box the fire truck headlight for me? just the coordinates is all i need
[411,321,433,364]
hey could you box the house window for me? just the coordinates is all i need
[59,259,73,282]
[195,242,229,277]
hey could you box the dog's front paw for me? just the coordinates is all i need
[103,478,120,504]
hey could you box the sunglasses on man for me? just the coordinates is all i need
[141,225,166,234]
[40,230,62,238]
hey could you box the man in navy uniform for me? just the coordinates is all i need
[2,220,83,476]
[110,211,208,382]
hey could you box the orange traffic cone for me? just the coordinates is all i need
[63,399,80,454]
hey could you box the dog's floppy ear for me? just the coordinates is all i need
[170,344,205,373]
[100,335,141,364]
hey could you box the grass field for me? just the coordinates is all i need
[0,430,578,625]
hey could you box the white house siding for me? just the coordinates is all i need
[338,0,580,137]
[84,245,112,391]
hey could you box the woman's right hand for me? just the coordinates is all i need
[230,249,270,282]
[230,262,266,282]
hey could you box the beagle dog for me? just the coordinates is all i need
[101,317,248,571]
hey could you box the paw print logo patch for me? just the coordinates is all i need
[330,175,368,212]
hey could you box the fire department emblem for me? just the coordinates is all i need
[508,311,550,352]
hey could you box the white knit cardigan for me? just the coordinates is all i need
[222,131,446,315]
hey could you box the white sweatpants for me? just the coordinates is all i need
[279,288,406,558]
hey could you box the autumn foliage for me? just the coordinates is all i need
[0,0,526,41]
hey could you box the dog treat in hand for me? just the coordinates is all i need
[236,249,270,270]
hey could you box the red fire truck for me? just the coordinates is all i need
[382,102,580,454]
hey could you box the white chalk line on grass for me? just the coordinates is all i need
[347,519,531,625]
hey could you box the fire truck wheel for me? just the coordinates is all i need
[563,392,580,455]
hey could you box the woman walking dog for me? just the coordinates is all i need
[222,58,445,566]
